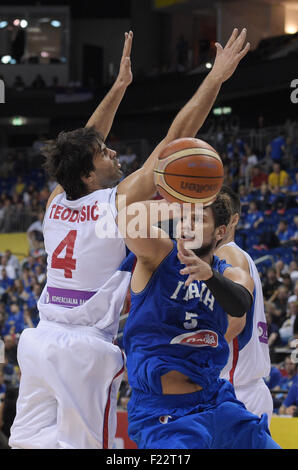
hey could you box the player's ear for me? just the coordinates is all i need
[215,225,226,242]
[232,213,239,227]
[81,171,95,186]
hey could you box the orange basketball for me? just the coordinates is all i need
[154,137,224,205]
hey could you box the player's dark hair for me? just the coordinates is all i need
[219,185,241,217]
[210,192,232,228]
[42,126,104,200]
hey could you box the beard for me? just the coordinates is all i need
[192,239,215,258]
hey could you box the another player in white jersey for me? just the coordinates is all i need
[9,28,250,449]
[216,186,273,423]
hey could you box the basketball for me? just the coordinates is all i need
[154,137,224,205]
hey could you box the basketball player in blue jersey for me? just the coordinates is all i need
[216,186,273,423]
[10,29,251,449]
[122,195,281,449]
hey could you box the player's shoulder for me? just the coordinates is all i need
[46,184,64,210]
[216,243,250,273]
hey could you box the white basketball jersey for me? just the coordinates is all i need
[38,187,129,337]
[220,242,271,386]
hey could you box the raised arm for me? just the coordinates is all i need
[117,28,250,210]
[85,31,133,138]
[46,31,133,209]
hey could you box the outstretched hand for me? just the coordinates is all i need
[177,239,213,286]
[117,30,133,87]
[211,28,250,83]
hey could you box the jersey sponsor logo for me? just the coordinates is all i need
[170,329,218,347]
[159,415,172,424]
[257,321,268,344]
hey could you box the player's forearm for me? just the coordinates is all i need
[166,72,223,142]
[85,78,128,139]
[138,72,223,199]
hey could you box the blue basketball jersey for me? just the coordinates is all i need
[123,241,232,395]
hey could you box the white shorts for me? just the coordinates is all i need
[9,320,124,449]
[234,378,273,425]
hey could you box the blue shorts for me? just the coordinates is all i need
[127,379,275,449]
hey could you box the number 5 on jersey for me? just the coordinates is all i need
[51,230,77,278]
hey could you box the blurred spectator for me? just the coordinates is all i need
[263,269,282,300]
[279,356,298,390]
[266,134,286,163]
[276,220,294,245]
[12,75,25,92]
[118,146,137,166]
[243,201,264,229]
[279,378,298,416]
[0,258,16,280]
[26,211,44,252]
[266,310,282,359]
[279,301,298,345]
[2,303,24,337]
[288,172,298,206]
[0,367,9,449]
[264,365,282,390]
[31,74,46,89]
[3,251,19,275]
[288,280,298,303]
[13,176,25,196]
[268,163,290,190]
[289,261,298,283]
[250,165,268,189]
[271,285,290,328]
[0,269,14,290]
[238,185,252,213]
[32,134,47,156]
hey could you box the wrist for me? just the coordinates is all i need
[203,267,214,281]
[208,69,224,86]
[115,76,129,89]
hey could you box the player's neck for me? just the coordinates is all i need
[217,233,235,248]
[201,253,214,266]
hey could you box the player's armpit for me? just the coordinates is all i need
[225,314,247,343]
[46,184,64,210]
[215,245,250,274]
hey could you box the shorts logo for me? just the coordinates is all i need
[159,415,172,424]
[170,330,218,347]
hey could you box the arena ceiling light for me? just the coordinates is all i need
[51,20,61,28]
[1,55,12,64]
[20,19,28,28]
[13,19,20,26]
[205,62,212,69]
[11,116,28,126]
[0,21,8,28]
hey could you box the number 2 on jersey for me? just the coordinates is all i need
[51,230,77,278]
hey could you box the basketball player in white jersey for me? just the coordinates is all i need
[9,28,250,449]
[216,186,273,423]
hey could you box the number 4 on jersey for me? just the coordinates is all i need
[51,230,77,278]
